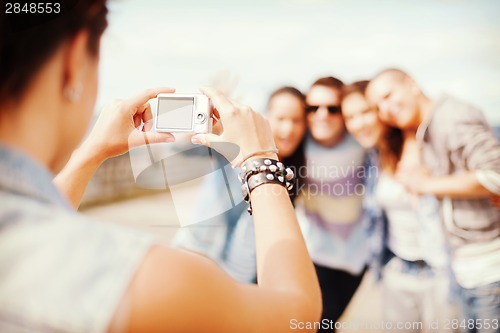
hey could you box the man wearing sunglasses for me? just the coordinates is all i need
[297,77,369,331]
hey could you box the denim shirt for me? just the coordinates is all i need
[0,144,158,333]
[362,149,389,280]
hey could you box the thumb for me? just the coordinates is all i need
[192,134,241,166]
[128,129,175,149]
[144,131,176,144]
[191,133,222,148]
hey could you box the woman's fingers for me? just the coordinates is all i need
[128,130,175,149]
[199,86,235,120]
[128,87,175,115]
[191,133,221,147]
[191,133,241,165]
[211,117,223,136]
[141,102,154,131]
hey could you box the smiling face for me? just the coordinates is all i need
[366,72,420,130]
[341,92,384,149]
[267,92,306,158]
[306,85,345,147]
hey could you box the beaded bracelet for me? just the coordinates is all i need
[239,158,295,214]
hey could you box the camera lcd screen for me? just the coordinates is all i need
[157,97,194,130]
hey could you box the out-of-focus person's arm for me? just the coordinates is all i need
[400,103,500,199]
[440,104,500,198]
[108,88,322,333]
[399,170,496,199]
[54,88,175,209]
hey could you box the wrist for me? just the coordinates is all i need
[246,152,279,162]
[239,157,295,214]
[234,148,279,168]
[73,142,107,169]
[417,178,435,195]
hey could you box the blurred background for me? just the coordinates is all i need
[97,0,500,124]
[82,1,500,330]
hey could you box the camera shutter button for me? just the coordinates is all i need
[196,112,207,124]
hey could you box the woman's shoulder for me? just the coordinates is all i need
[0,194,162,333]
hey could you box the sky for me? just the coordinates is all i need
[98,0,500,124]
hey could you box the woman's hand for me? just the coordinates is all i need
[81,87,176,162]
[55,87,176,209]
[191,87,277,166]
[396,165,432,195]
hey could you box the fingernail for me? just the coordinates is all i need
[166,137,176,143]
[191,137,201,144]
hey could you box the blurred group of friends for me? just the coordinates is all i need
[4,1,498,331]
[174,69,500,333]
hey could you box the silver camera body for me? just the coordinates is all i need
[155,93,212,133]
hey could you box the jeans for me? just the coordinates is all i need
[382,254,458,332]
[458,281,500,333]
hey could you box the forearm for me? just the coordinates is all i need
[53,144,106,209]
[423,172,493,199]
[251,183,322,320]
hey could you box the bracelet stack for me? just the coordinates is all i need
[239,158,295,214]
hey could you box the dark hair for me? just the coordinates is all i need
[311,76,344,91]
[0,0,108,103]
[341,80,403,174]
[268,86,306,106]
[283,140,306,205]
[341,80,369,99]
[267,86,306,205]
[379,126,404,174]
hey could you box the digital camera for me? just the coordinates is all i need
[155,93,212,133]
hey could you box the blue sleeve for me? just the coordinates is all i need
[221,214,258,283]
[362,150,389,281]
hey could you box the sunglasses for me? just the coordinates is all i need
[305,105,342,115]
